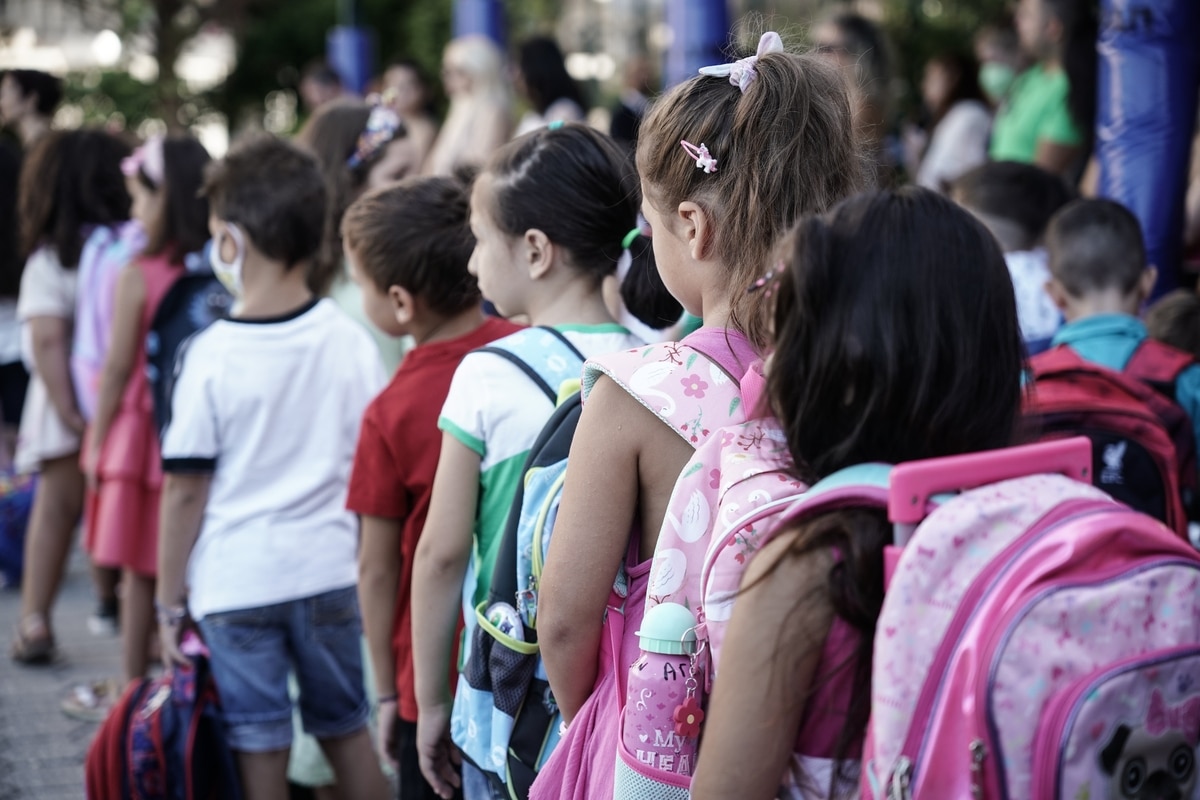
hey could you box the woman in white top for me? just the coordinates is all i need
[513,36,586,137]
[425,36,511,176]
[915,51,992,193]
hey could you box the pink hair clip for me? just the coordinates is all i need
[680,140,718,174]
[698,32,785,93]
[121,135,165,187]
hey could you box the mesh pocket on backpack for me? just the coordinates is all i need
[465,604,539,717]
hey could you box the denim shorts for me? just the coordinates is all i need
[198,586,370,753]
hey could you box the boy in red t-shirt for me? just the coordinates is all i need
[342,175,518,799]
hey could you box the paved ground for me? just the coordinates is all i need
[0,549,122,800]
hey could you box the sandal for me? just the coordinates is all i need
[61,678,122,723]
[11,616,56,665]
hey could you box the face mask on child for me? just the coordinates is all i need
[210,223,245,296]
[979,62,1016,103]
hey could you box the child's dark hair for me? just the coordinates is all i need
[201,133,326,270]
[4,69,63,116]
[952,161,1075,250]
[485,124,641,285]
[18,129,131,268]
[621,233,683,329]
[141,136,211,262]
[517,37,585,115]
[342,175,480,316]
[766,187,1022,787]
[295,99,406,295]
[1045,198,1145,297]
[1043,0,1099,148]
[1146,290,1200,361]
[926,50,985,126]
[637,50,865,347]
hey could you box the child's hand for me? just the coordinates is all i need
[416,703,462,799]
[376,697,399,771]
[82,440,101,491]
[156,606,191,671]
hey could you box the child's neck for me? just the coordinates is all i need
[410,305,487,347]
[1062,290,1141,323]
[18,115,48,147]
[525,277,619,329]
[236,257,314,319]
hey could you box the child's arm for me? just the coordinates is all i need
[691,534,834,800]
[411,432,479,799]
[540,376,691,721]
[358,513,403,768]
[156,472,211,668]
[84,265,146,485]
[27,316,85,434]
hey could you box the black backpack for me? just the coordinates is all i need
[146,270,232,435]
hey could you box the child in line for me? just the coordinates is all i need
[1042,199,1200,457]
[11,129,130,665]
[1147,289,1200,362]
[952,160,1074,355]
[155,134,388,800]
[693,187,1023,799]
[71,210,146,638]
[83,135,210,688]
[537,39,865,726]
[411,124,647,800]
[298,99,412,375]
[343,175,519,799]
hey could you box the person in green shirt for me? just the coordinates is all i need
[990,0,1098,177]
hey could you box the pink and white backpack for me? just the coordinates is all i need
[780,437,1200,800]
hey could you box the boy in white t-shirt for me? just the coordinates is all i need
[154,134,388,800]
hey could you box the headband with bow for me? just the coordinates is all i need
[121,136,165,187]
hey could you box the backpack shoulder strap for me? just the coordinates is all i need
[474,326,587,405]
[582,332,755,446]
[1125,338,1196,395]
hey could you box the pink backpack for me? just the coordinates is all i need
[769,437,1200,799]
[530,328,758,800]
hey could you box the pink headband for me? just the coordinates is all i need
[121,136,165,187]
[698,32,785,93]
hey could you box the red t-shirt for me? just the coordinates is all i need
[347,316,520,722]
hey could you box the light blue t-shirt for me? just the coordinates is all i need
[1051,314,1200,457]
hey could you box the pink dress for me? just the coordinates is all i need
[84,254,179,576]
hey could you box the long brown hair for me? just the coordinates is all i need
[765,188,1023,786]
[636,50,865,348]
[295,99,386,295]
[18,129,130,268]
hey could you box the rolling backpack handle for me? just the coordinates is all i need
[888,437,1093,545]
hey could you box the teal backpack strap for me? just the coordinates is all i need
[474,326,588,405]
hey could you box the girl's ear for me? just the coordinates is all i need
[676,201,716,262]
[522,228,555,281]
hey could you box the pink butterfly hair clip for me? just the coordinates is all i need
[680,140,718,174]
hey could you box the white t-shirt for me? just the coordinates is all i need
[916,100,992,192]
[1006,248,1062,354]
[161,298,386,619]
[437,324,642,620]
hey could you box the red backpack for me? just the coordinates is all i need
[1025,340,1198,536]
[85,653,242,800]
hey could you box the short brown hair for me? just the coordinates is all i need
[636,50,865,347]
[341,175,479,316]
[1046,198,1145,297]
[201,134,325,270]
[1146,289,1200,361]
